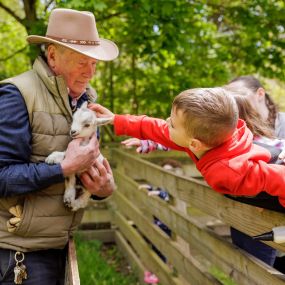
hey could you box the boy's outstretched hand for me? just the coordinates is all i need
[121,138,143,153]
[88,103,115,124]
[278,149,285,164]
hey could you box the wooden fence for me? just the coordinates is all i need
[65,197,114,285]
[109,147,285,285]
[65,238,80,285]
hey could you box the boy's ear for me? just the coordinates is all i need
[188,138,206,152]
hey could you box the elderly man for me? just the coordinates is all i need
[0,8,118,285]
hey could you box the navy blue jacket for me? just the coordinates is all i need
[0,84,95,198]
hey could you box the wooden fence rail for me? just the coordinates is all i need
[109,148,285,285]
[65,200,113,285]
[65,238,80,285]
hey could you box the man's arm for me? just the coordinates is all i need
[0,84,64,197]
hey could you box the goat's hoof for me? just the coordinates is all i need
[45,152,65,164]
[64,200,72,208]
[70,201,82,211]
[45,156,56,164]
[70,205,80,211]
[63,195,74,209]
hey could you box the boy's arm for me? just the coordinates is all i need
[114,114,183,151]
[90,104,285,207]
[121,138,171,153]
[88,103,184,151]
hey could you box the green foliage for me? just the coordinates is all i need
[56,0,108,11]
[75,234,139,285]
[1,0,285,117]
[0,1,30,78]
[209,266,237,285]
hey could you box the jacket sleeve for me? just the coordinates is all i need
[202,159,285,207]
[0,84,64,197]
[114,114,184,151]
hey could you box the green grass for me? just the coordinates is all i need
[75,234,139,285]
[209,266,237,285]
[75,233,237,285]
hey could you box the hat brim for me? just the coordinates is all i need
[27,35,119,61]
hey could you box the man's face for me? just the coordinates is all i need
[167,107,190,148]
[51,46,97,98]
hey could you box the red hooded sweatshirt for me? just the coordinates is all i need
[114,115,285,207]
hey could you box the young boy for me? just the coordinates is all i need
[89,87,285,207]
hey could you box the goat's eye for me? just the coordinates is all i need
[84,123,90,128]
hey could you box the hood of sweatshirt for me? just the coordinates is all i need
[196,119,272,173]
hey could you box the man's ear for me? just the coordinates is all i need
[47,45,57,70]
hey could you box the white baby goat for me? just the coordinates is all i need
[45,101,112,211]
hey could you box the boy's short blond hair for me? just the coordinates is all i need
[172,87,238,147]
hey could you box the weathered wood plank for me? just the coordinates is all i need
[77,229,115,243]
[112,149,285,252]
[113,210,185,285]
[115,230,147,285]
[65,238,80,285]
[114,169,285,285]
[81,208,111,224]
[112,149,183,196]
[112,189,224,285]
[176,177,285,252]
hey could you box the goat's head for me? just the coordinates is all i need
[70,101,112,139]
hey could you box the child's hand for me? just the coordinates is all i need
[121,138,143,153]
[88,103,115,122]
[278,149,285,163]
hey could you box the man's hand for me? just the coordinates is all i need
[80,158,115,198]
[61,134,99,176]
[88,103,115,123]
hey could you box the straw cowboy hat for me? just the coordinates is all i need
[27,8,119,61]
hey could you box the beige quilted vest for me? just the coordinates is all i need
[0,57,96,252]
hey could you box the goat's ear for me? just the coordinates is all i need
[96,117,113,126]
[81,101,88,109]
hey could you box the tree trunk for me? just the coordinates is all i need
[109,61,114,112]
[23,0,37,34]
[131,53,138,114]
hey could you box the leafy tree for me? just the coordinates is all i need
[1,0,285,121]
[0,0,54,75]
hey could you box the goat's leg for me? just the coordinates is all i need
[71,189,91,211]
[70,153,104,210]
[45,151,66,164]
[96,153,104,164]
[64,175,76,208]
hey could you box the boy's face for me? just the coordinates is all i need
[167,108,190,148]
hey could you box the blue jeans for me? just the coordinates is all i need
[231,227,277,266]
[0,248,66,285]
